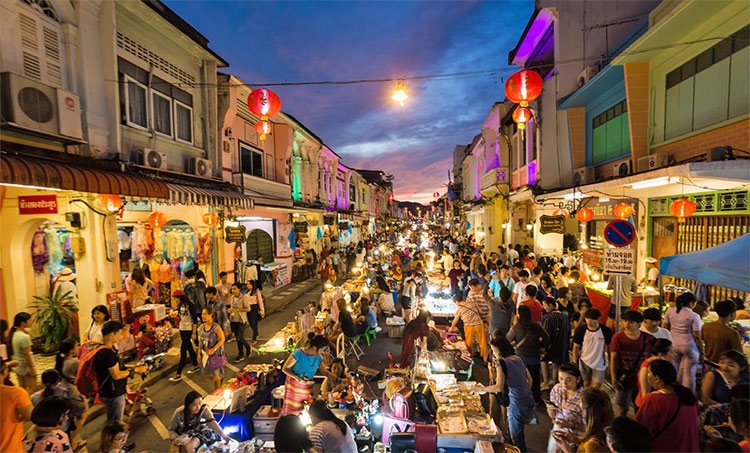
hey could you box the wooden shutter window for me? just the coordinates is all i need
[18,10,63,88]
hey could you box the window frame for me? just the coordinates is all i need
[173,99,193,145]
[123,74,149,131]
[151,89,173,138]
[590,99,629,166]
[239,141,264,178]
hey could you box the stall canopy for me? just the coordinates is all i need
[660,233,750,293]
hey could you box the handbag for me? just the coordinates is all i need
[413,383,437,416]
[382,392,416,445]
[390,432,415,453]
[414,423,437,452]
[206,354,228,368]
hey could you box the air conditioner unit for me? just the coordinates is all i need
[1,72,56,135]
[188,157,211,177]
[612,161,632,178]
[573,167,595,186]
[144,149,167,170]
[576,65,599,88]
[636,153,669,173]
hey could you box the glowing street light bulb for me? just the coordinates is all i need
[391,80,408,107]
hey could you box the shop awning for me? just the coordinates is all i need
[1,154,169,199]
[660,233,750,293]
[167,183,253,209]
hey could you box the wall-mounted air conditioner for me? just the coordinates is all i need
[0,72,82,140]
[144,149,167,170]
[612,161,631,178]
[576,65,599,88]
[636,153,669,173]
[188,157,211,177]
[573,167,595,186]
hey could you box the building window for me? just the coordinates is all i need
[591,100,630,165]
[664,26,749,140]
[152,91,172,137]
[350,184,356,202]
[124,75,148,129]
[174,101,193,143]
[240,142,263,178]
[18,3,63,88]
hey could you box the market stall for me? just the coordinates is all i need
[584,282,655,324]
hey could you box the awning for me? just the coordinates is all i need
[1,154,169,199]
[660,233,750,293]
[167,183,253,209]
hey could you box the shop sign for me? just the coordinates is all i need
[293,222,308,233]
[323,215,335,225]
[604,248,634,275]
[124,201,151,211]
[18,194,58,214]
[582,249,604,268]
[539,214,565,234]
[224,225,247,243]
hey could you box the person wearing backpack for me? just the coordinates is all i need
[88,321,146,422]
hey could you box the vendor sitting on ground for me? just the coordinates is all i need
[168,391,231,453]
[334,298,367,338]
[400,310,433,368]
[321,357,352,399]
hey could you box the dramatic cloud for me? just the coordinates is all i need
[166,0,534,203]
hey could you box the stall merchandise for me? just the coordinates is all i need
[585,282,658,324]
[257,322,299,354]
[422,287,457,318]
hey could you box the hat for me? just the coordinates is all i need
[528,253,536,259]
[56,267,76,282]
[172,290,185,297]
[645,257,657,264]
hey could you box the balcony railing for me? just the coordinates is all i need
[510,160,538,190]
[232,173,292,200]
[480,167,510,191]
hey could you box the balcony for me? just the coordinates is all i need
[233,172,292,207]
[511,160,538,191]
[480,167,510,196]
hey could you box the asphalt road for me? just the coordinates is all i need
[77,285,322,453]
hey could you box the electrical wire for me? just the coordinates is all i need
[108,35,747,89]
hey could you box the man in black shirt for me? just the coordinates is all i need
[94,321,146,422]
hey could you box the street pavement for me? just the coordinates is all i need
[74,280,556,452]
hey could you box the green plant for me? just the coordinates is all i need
[28,286,78,353]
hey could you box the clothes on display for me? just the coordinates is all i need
[31,228,49,274]
[196,230,213,264]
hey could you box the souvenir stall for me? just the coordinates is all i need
[291,221,311,282]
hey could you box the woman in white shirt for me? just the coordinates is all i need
[84,305,110,344]
[308,400,357,453]
[663,292,704,392]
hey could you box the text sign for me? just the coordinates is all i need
[539,215,566,234]
[604,219,636,247]
[224,225,247,243]
[604,248,634,275]
[18,195,58,214]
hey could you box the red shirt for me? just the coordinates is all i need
[610,331,652,387]
[635,391,699,452]
[520,299,544,324]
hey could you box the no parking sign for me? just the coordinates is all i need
[604,219,636,247]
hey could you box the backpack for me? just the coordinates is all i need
[75,345,109,398]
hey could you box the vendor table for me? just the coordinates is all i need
[213,374,285,441]
[585,286,642,325]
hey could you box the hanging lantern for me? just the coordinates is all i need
[613,203,634,220]
[552,208,569,218]
[505,70,544,107]
[575,207,594,223]
[433,192,440,199]
[95,194,122,214]
[255,120,272,141]
[247,88,282,120]
[147,211,167,228]
[202,212,218,226]
[391,80,408,107]
[512,107,532,131]
[669,198,696,222]
[388,193,395,202]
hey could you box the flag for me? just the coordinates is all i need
[288,227,296,250]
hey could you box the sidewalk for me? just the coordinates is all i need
[84,278,321,423]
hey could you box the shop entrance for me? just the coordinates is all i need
[246,229,274,263]
[32,221,76,297]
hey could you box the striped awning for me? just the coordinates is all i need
[167,183,254,209]
[1,154,169,199]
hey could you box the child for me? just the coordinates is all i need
[136,324,156,360]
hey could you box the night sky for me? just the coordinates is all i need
[165,0,534,203]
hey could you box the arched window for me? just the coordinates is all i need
[246,229,274,264]
[18,0,64,88]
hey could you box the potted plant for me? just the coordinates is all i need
[29,286,78,354]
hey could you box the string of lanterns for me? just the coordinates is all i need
[505,69,543,134]
[247,88,282,141]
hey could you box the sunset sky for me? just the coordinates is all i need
[166,0,534,203]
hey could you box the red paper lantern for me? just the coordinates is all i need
[388,193,395,202]
[613,203,634,220]
[575,207,594,223]
[512,107,532,130]
[255,120,272,140]
[95,194,122,214]
[552,209,569,218]
[247,88,282,119]
[433,192,440,198]
[147,211,167,228]
[202,212,218,226]
[669,198,696,221]
[505,70,544,107]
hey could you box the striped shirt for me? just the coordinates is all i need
[550,385,584,430]
[466,291,490,322]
